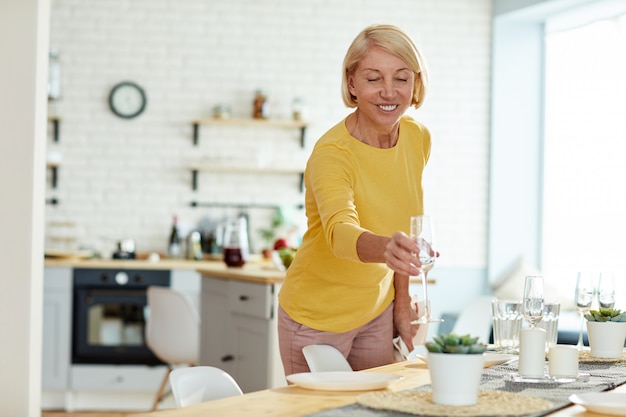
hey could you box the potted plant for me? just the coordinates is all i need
[257,208,285,259]
[585,307,626,358]
[425,333,487,406]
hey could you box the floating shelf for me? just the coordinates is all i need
[189,164,304,192]
[191,117,308,148]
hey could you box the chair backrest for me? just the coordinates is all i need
[451,295,494,344]
[145,286,200,365]
[302,344,352,372]
[169,366,243,407]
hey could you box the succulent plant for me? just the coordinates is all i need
[585,307,626,322]
[425,332,487,354]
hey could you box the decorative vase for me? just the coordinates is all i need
[427,352,485,406]
[586,321,626,358]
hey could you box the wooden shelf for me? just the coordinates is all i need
[191,117,308,147]
[189,164,304,192]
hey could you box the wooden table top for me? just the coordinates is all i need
[131,359,626,417]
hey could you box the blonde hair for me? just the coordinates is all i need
[341,24,429,109]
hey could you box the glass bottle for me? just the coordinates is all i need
[48,49,61,101]
[168,215,181,258]
[252,90,268,119]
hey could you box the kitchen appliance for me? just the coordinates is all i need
[112,239,136,259]
[71,268,169,365]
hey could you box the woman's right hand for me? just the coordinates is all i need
[384,232,421,276]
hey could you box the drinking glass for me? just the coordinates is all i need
[535,302,560,352]
[598,272,616,309]
[523,276,544,329]
[575,272,595,350]
[491,299,523,353]
[409,215,441,324]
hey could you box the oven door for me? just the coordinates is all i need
[72,287,164,365]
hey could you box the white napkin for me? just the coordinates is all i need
[393,299,429,362]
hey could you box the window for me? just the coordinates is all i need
[542,13,626,294]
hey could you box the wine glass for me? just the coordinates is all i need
[598,272,616,309]
[523,276,544,329]
[409,215,441,324]
[575,272,595,350]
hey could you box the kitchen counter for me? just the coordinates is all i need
[44,257,433,285]
[44,257,286,284]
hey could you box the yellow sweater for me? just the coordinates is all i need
[278,115,431,332]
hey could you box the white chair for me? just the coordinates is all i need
[169,366,243,407]
[146,286,200,411]
[451,295,494,345]
[302,344,352,372]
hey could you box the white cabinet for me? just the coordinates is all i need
[42,267,72,390]
[41,267,72,409]
[200,276,286,393]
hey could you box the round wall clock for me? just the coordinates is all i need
[108,81,147,119]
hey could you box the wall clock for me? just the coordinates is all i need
[108,81,147,119]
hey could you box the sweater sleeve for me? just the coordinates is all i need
[306,143,367,262]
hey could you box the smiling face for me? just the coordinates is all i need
[347,46,415,131]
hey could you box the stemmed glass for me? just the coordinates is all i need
[523,276,544,329]
[575,272,595,350]
[409,215,441,324]
[598,272,616,309]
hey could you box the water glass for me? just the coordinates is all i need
[535,302,560,352]
[491,299,523,353]
[523,276,544,329]
[598,272,616,309]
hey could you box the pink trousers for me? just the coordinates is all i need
[277,303,395,376]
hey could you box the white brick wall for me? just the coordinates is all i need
[46,0,492,265]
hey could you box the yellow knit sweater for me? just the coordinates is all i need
[278,115,431,332]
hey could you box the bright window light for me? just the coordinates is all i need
[542,13,626,297]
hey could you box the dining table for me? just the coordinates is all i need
[132,354,626,417]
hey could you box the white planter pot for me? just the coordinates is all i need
[427,352,485,406]
[586,321,626,359]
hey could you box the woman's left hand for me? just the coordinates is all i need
[393,296,420,351]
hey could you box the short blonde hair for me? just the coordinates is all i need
[341,24,429,109]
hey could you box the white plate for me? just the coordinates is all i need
[286,371,402,391]
[569,393,626,416]
[415,352,516,367]
[484,353,517,367]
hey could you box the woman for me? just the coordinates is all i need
[278,24,431,375]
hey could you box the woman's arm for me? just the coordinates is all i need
[357,231,424,350]
[356,231,421,276]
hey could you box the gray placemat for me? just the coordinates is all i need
[305,360,626,417]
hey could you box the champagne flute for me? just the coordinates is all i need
[409,215,441,324]
[575,272,595,350]
[598,272,616,309]
[523,276,544,329]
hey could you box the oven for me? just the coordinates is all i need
[71,268,170,365]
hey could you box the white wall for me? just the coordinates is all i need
[1,2,494,412]
[0,1,49,416]
[46,0,493,276]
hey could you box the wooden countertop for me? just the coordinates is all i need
[44,257,287,284]
[44,258,434,286]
